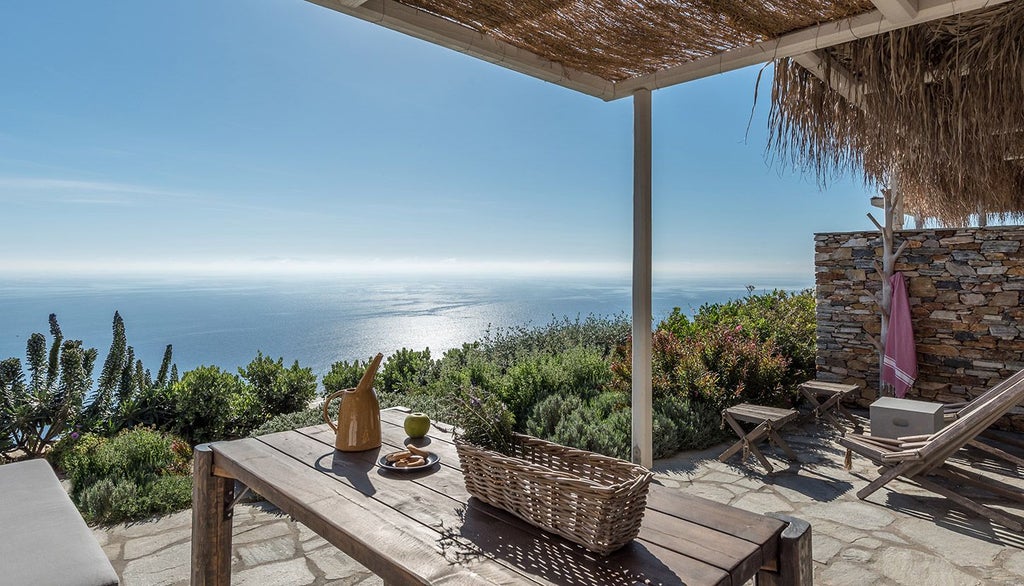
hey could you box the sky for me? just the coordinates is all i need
[0,0,881,281]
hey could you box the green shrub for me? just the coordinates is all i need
[479,314,629,369]
[380,348,437,393]
[500,346,609,423]
[170,366,248,444]
[524,392,631,460]
[239,352,317,418]
[323,358,370,394]
[57,427,192,523]
[145,474,193,514]
[251,405,323,436]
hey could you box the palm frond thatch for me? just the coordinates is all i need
[768,2,1024,225]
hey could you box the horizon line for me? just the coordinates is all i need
[0,257,811,281]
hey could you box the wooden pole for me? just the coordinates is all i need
[191,444,234,586]
[631,88,653,468]
[867,181,910,396]
[879,187,895,390]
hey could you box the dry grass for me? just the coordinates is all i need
[768,3,1024,224]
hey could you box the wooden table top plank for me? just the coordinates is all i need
[645,485,783,565]
[301,425,474,501]
[296,423,732,585]
[638,508,762,584]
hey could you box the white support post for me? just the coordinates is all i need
[631,89,653,468]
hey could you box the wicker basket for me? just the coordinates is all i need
[455,433,653,555]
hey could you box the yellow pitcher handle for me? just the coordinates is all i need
[322,387,357,431]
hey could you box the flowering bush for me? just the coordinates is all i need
[608,324,793,454]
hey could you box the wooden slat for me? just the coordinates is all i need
[645,485,783,567]
[726,404,799,425]
[871,0,919,22]
[640,508,762,584]
[299,424,735,585]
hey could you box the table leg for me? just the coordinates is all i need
[192,444,234,586]
[757,513,812,586]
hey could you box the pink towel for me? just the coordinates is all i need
[882,272,918,398]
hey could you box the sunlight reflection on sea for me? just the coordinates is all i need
[0,275,810,377]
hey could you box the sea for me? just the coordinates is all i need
[0,275,812,379]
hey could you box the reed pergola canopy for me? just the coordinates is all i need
[308,0,1011,100]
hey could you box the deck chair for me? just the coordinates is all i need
[941,379,1024,469]
[840,368,1024,531]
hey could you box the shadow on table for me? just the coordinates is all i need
[441,500,685,586]
[315,449,380,497]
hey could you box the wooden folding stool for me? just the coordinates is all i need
[798,380,861,431]
[719,403,800,473]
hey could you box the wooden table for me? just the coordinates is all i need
[192,409,811,586]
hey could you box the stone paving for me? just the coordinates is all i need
[95,417,1024,585]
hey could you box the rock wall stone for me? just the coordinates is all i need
[815,226,1024,431]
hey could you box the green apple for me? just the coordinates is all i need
[404,412,431,438]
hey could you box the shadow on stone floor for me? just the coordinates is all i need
[873,489,1024,549]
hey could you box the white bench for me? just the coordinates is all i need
[0,459,119,586]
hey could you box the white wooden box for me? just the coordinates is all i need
[870,397,945,439]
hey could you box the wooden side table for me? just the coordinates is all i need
[798,381,861,431]
[719,404,800,473]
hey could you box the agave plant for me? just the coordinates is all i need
[0,314,98,459]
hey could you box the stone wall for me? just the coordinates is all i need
[814,226,1024,431]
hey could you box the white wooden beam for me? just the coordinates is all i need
[631,88,653,469]
[792,51,865,108]
[871,0,919,22]
[303,0,615,100]
[612,0,1013,99]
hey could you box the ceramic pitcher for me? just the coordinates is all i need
[322,352,383,451]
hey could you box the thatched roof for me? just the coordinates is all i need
[768,2,1024,224]
[393,0,873,81]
